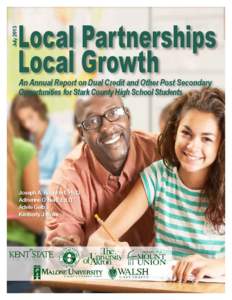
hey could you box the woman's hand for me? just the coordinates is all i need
[172,254,225,283]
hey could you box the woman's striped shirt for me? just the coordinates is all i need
[140,160,224,259]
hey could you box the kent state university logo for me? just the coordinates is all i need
[33,265,41,280]
[108,267,117,279]
[59,248,79,267]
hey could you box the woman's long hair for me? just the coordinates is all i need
[10,92,48,140]
[158,87,225,229]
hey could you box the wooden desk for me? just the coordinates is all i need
[34,277,224,293]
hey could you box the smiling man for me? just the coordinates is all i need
[45,86,159,246]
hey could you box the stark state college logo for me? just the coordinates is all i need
[59,248,79,267]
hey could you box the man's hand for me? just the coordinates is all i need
[88,231,111,247]
[46,236,80,246]
[88,231,128,247]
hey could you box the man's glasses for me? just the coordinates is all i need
[78,106,128,131]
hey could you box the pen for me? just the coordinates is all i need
[94,214,118,242]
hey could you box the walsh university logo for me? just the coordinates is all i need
[108,267,117,279]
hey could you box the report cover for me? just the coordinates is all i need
[7,6,225,293]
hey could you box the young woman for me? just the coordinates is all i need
[7,122,44,244]
[10,93,71,183]
[88,88,225,283]
[7,122,45,292]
